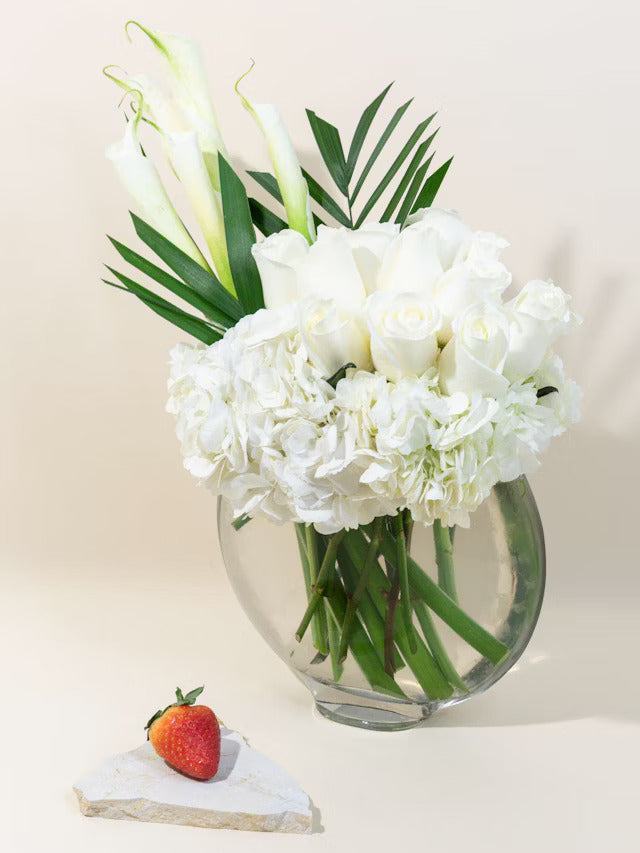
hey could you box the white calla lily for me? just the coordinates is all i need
[236,66,315,243]
[165,130,235,294]
[103,66,184,136]
[125,21,228,189]
[105,95,210,269]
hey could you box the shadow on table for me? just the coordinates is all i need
[213,728,241,781]
[426,615,640,728]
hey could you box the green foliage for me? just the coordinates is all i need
[131,213,243,321]
[303,84,451,229]
[103,277,222,344]
[305,110,349,195]
[103,213,247,343]
[218,155,265,314]
[410,157,453,213]
[104,82,452,339]
[245,83,452,235]
[249,198,288,237]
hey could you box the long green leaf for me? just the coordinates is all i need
[345,82,393,181]
[301,168,351,227]
[410,157,454,213]
[355,113,436,227]
[218,155,265,315]
[248,198,288,237]
[350,98,413,205]
[130,213,243,322]
[247,170,283,205]
[394,154,434,225]
[108,237,234,328]
[103,278,221,344]
[305,110,349,196]
[379,132,437,223]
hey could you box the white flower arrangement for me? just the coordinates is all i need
[167,209,580,534]
[102,22,581,701]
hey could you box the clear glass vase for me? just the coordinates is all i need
[217,476,545,731]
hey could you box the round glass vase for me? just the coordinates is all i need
[217,476,545,731]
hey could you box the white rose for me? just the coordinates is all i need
[296,225,368,312]
[403,207,472,267]
[343,222,400,294]
[376,223,448,293]
[439,302,510,398]
[297,297,372,376]
[429,231,511,344]
[503,280,580,380]
[251,230,310,309]
[367,291,442,381]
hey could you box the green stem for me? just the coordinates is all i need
[403,508,414,549]
[434,519,458,603]
[372,532,509,665]
[324,576,407,699]
[414,600,468,693]
[337,545,404,671]
[296,524,400,699]
[393,513,417,653]
[295,531,345,642]
[324,600,344,682]
[338,518,382,663]
[342,532,453,699]
[383,559,401,675]
[305,525,329,655]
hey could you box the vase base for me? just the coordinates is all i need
[314,700,429,731]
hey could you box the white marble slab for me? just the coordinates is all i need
[73,727,312,833]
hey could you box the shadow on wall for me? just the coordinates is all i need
[545,234,640,435]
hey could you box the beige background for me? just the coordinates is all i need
[2,1,639,851]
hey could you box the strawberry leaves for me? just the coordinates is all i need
[145,685,205,736]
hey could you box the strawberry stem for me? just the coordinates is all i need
[144,685,205,737]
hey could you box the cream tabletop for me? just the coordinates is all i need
[3,536,638,853]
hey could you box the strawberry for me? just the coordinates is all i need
[145,686,221,781]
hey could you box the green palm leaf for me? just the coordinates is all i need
[108,237,235,328]
[345,82,393,181]
[247,170,283,204]
[380,132,437,223]
[349,98,413,205]
[305,110,349,196]
[301,168,351,227]
[410,157,454,213]
[248,198,288,237]
[354,113,436,227]
[103,275,221,344]
[395,153,434,225]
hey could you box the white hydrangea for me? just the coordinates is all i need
[167,211,581,533]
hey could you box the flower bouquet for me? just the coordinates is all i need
[103,23,580,729]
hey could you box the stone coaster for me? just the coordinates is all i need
[73,727,312,833]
